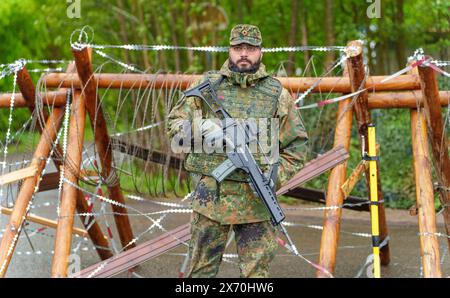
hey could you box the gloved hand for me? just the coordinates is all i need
[200,119,234,149]
[200,119,222,137]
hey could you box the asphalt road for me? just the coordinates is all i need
[2,188,449,278]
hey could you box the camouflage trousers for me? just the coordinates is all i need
[186,211,278,278]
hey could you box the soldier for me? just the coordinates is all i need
[168,24,308,278]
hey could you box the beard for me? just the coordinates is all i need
[228,57,261,74]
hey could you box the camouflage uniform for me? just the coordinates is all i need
[167,24,308,278]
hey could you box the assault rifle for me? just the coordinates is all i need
[183,79,285,225]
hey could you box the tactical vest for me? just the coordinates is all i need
[184,71,282,182]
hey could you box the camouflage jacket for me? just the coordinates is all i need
[168,60,308,224]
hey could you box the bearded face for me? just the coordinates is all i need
[228,44,263,74]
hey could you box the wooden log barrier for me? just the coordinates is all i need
[0,63,73,275]
[18,64,113,264]
[74,224,191,278]
[41,72,421,93]
[0,206,91,238]
[345,40,390,266]
[51,90,86,277]
[0,165,37,186]
[0,109,64,277]
[410,109,442,277]
[2,89,449,110]
[418,62,450,250]
[316,68,354,277]
[72,47,135,253]
[0,91,68,108]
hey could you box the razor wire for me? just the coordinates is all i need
[1,26,449,278]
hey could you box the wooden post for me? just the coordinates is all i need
[0,206,92,238]
[17,65,113,262]
[418,61,450,249]
[410,109,442,277]
[72,47,135,250]
[0,65,69,275]
[17,65,71,169]
[346,40,390,265]
[17,67,49,120]
[0,109,64,277]
[51,90,86,277]
[316,69,354,277]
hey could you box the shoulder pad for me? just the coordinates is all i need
[203,71,222,81]
[256,76,283,100]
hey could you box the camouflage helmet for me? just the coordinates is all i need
[229,24,262,47]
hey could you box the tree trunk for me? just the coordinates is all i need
[115,0,143,145]
[169,0,182,72]
[365,10,375,72]
[395,0,406,69]
[287,0,299,76]
[382,0,392,74]
[375,4,386,75]
[133,0,152,70]
[183,0,194,67]
[151,14,168,70]
[237,0,244,23]
[116,0,131,66]
[324,0,336,71]
[299,0,310,76]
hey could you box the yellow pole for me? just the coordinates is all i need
[367,123,381,278]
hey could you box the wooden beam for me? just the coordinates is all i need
[276,145,349,195]
[341,160,368,198]
[0,91,68,108]
[367,91,450,109]
[74,224,191,278]
[317,66,354,277]
[0,206,90,238]
[0,165,37,186]
[110,138,184,169]
[418,61,450,249]
[51,90,86,277]
[41,72,421,93]
[410,109,442,277]
[37,172,59,192]
[345,40,390,266]
[72,47,135,252]
[17,67,47,118]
